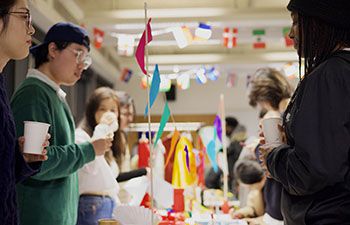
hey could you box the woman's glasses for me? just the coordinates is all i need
[8,11,32,30]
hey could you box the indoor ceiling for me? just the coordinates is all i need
[31,0,297,81]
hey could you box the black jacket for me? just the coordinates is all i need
[267,51,350,225]
[0,75,39,225]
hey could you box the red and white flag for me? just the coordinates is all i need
[93,27,104,49]
[223,27,238,48]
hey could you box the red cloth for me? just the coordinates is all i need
[140,193,151,208]
[138,141,150,168]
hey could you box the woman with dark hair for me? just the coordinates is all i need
[76,87,123,225]
[0,1,48,224]
[76,87,147,225]
[260,0,350,224]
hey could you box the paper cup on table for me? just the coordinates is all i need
[98,219,120,225]
[23,121,50,155]
[261,117,283,145]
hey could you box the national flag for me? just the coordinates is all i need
[253,29,266,49]
[223,27,238,48]
[93,27,104,49]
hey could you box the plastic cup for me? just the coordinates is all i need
[98,219,120,225]
[261,117,283,145]
[23,121,50,155]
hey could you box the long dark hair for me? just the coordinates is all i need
[79,87,125,166]
[0,0,16,34]
[298,12,350,75]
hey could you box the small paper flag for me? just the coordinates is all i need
[120,68,133,83]
[184,145,190,172]
[117,35,135,56]
[226,72,237,88]
[177,73,190,90]
[172,26,193,49]
[223,27,238,48]
[195,68,207,84]
[213,115,222,142]
[93,27,104,49]
[252,29,266,49]
[154,102,171,146]
[135,18,152,75]
[144,64,160,116]
[165,129,180,167]
[195,22,212,40]
[207,140,218,172]
[206,67,219,81]
[206,127,219,172]
[159,76,171,92]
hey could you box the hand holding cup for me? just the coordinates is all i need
[21,121,51,162]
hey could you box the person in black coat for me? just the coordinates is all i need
[0,1,48,224]
[260,0,350,224]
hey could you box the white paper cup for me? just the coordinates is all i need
[23,121,50,155]
[261,117,283,145]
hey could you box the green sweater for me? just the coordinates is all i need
[11,77,95,225]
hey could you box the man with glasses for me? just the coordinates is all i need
[10,22,112,225]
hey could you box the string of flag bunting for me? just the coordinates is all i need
[89,23,294,51]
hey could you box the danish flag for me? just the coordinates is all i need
[223,27,238,48]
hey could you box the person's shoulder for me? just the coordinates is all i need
[13,78,53,98]
[309,52,350,82]
[326,51,350,67]
[11,78,54,107]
